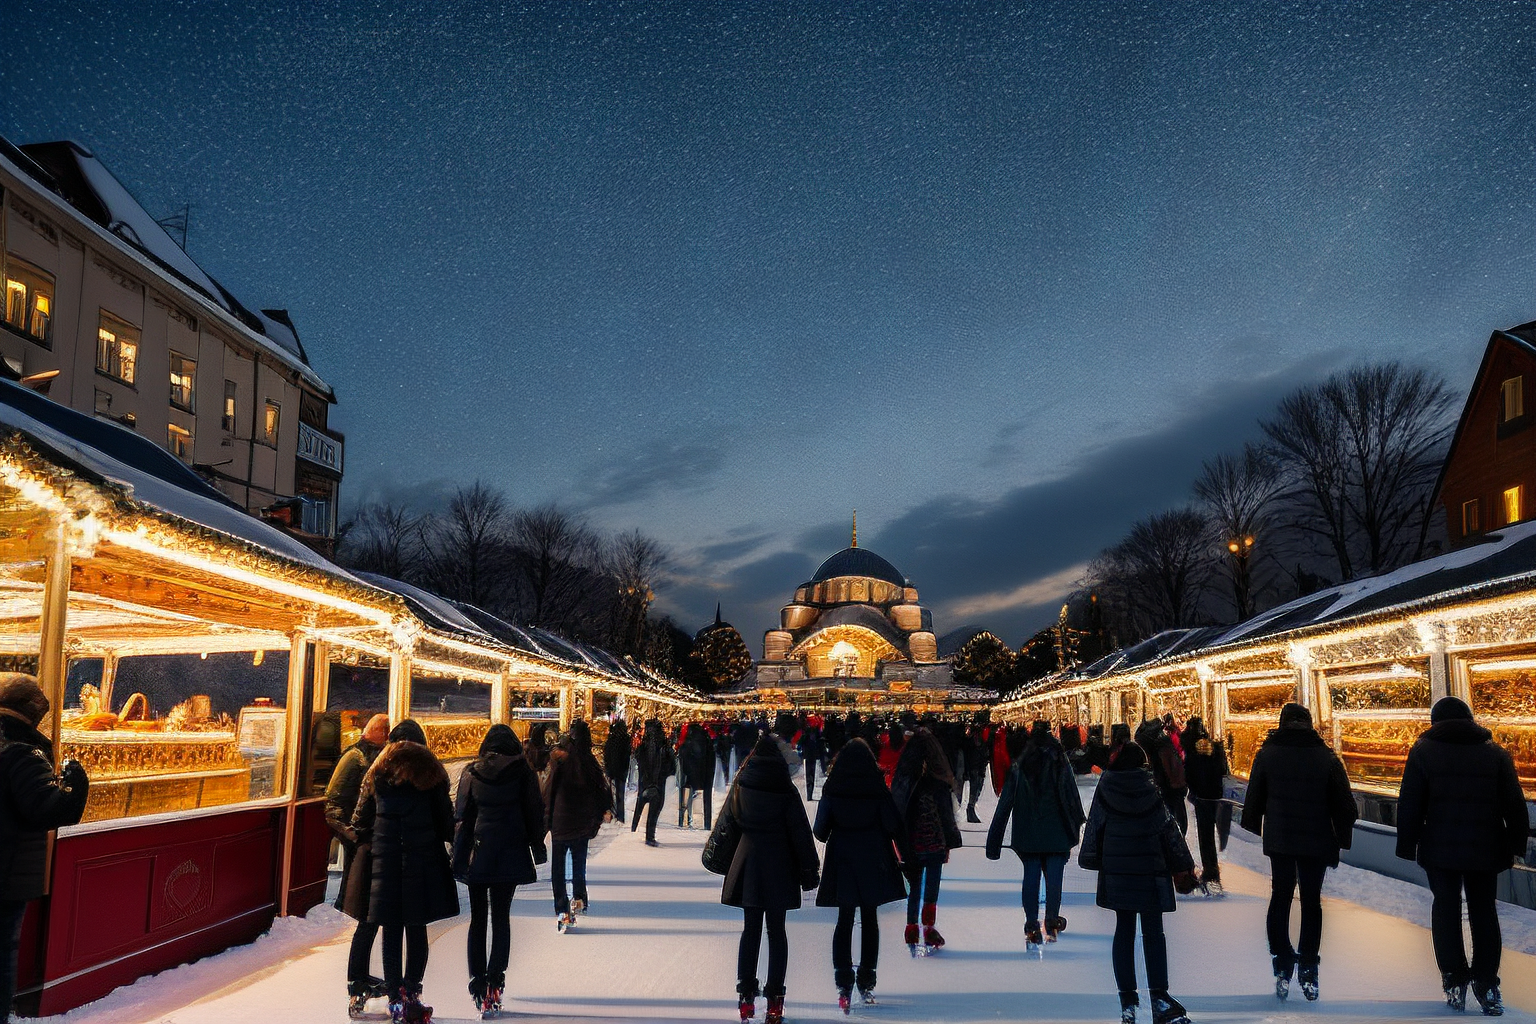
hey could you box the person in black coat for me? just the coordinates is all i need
[714,726,734,790]
[1079,742,1197,1024]
[732,716,760,774]
[1082,724,1110,773]
[545,720,611,927]
[823,714,847,761]
[678,722,715,828]
[1396,696,1529,1015]
[352,720,459,1021]
[890,729,961,951]
[632,718,676,846]
[796,719,826,800]
[453,724,546,1014]
[1240,702,1356,1002]
[1181,716,1230,896]
[814,739,908,1005]
[961,721,989,823]
[1136,718,1189,834]
[324,713,389,1011]
[601,718,631,823]
[0,675,87,1024]
[715,735,819,1024]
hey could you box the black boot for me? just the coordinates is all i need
[1473,981,1504,1017]
[1298,964,1319,1002]
[1150,990,1191,1024]
[1119,990,1138,1024]
[1443,972,1469,1012]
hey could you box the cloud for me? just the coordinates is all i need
[945,561,1091,619]
[578,440,728,509]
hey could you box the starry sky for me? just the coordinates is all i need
[3,1,1533,649]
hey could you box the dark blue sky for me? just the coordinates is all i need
[4,1,1533,647]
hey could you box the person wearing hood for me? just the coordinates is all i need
[545,720,612,930]
[678,722,716,828]
[1079,742,1198,1024]
[1135,718,1189,835]
[351,720,459,1024]
[1180,716,1230,898]
[712,735,819,1024]
[452,724,545,1016]
[890,728,962,953]
[602,718,632,824]
[987,720,1086,949]
[1239,702,1356,1004]
[326,712,391,1016]
[1396,696,1528,1016]
[0,674,87,1024]
[632,718,676,846]
[813,738,908,1010]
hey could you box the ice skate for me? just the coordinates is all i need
[922,925,944,951]
[1024,922,1044,958]
[1473,982,1504,1016]
[1299,965,1319,1002]
[1046,915,1066,941]
[838,985,852,1015]
[905,922,925,956]
[1150,990,1190,1024]
[858,987,877,1005]
[348,993,370,1020]
[764,994,785,1024]
[1119,991,1138,1024]
[1444,973,1469,1012]
[556,910,576,933]
[571,897,587,915]
[1274,959,1292,1000]
[1199,878,1225,899]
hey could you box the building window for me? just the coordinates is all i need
[169,352,196,412]
[1463,498,1481,536]
[97,312,140,384]
[1504,485,1523,525]
[4,258,54,346]
[1503,377,1525,422]
[263,400,280,445]
[222,380,237,433]
[167,423,193,463]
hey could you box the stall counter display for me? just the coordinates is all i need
[419,716,493,762]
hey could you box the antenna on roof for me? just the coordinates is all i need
[851,509,858,548]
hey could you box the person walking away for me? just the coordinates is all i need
[602,718,631,824]
[877,724,905,788]
[326,712,391,1017]
[814,738,908,1011]
[823,713,847,762]
[0,675,87,1024]
[714,725,734,790]
[797,717,826,800]
[1108,723,1131,765]
[986,720,1086,953]
[1180,717,1229,898]
[545,721,611,931]
[352,720,459,1024]
[632,719,676,846]
[1078,742,1198,1024]
[525,722,551,777]
[712,736,819,1024]
[1239,702,1356,1004]
[989,722,1013,796]
[733,716,760,779]
[1083,724,1110,773]
[452,724,545,1016]
[1135,719,1189,835]
[678,722,715,828]
[1396,696,1529,1016]
[890,729,961,955]
[961,721,989,822]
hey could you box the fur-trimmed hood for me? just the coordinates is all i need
[363,739,448,793]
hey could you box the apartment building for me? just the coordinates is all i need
[0,136,342,547]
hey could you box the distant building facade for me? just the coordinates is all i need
[1437,320,1536,549]
[0,136,342,547]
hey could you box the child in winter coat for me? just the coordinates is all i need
[890,728,962,953]
[452,724,546,1016]
[1079,742,1197,1024]
[813,739,909,1009]
[986,721,1086,949]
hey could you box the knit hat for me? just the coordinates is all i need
[1109,741,1147,771]
[0,673,48,727]
[389,719,428,745]
[1278,702,1312,729]
[1431,695,1474,724]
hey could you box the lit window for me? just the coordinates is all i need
[1503,377,1525,422]
[169,352,196,411]
[97,312,139,384]
[5,259,55,346]
[167,423,193,463]
[1462,499,1481,536]
[222,380,237,433]
[263,400,280,445]
[1504,485,1523,525]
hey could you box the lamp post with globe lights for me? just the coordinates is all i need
[1226,535,1256,621]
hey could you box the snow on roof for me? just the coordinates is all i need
[352,573,493,641]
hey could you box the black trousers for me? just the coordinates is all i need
[679,784,712,829]
[346,920,379,989]
[0,899,25,1024]
[632,786,665,841]
[552,839,589,913]
[739,907,789,998]
[607,773,626,823]
[467,883,515,989]
[905,855,944,924]
[1267,853,1326,973]
[963,771,986,812]
[381,923,429,994]
[1163,790,1188,835]
[1426,867,1502,988]
[1192,798,1222,882]
[804,758,819,799]
[832,904,880,990]
[1112,909,1168,994]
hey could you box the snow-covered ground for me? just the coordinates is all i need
[34,778,1536,1024]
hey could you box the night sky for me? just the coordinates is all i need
[4,2,1533,648]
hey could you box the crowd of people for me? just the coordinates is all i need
[0,669,1529,1024]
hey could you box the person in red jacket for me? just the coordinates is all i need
[990,724,1012,796]
[877,724,905,788]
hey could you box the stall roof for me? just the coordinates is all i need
[352,573,496,643]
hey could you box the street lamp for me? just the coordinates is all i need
[1226,535,1256,620]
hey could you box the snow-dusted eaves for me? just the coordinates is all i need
[353,572,495,642]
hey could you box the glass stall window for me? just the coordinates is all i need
[410,672,493,762]
[309,657,391,795]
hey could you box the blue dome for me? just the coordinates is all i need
[809,547,907,588]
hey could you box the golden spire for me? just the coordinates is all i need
[851,509,858,548]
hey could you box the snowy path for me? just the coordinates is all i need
[38,779,1536,1024]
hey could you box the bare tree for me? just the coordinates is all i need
[336,500,425,580]
[1087,507,1214,641]
[1193,443,1282,620]
[421,481,513,609]
[608,529,670,657]
[508,504,603,631]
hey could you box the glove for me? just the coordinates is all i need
[60,758,87,792]
[1173,870,1199,895]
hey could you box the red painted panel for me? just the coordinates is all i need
[212,830,278,916]
[286,799,332,916]
[13,899,45,1011]
[69,854,153,961]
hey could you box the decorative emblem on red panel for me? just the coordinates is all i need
[163,859,210,922]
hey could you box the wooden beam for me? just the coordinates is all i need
[37,522,69,764]
[389,651,412,725]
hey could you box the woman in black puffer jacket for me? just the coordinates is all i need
[1079,742,1197,1024]
[715,735,819,1024]
[632,719,675,845]
[352,720,459,1023]
[890,729,961,953]
[453,724,546,1015]
[813,738,908,1007]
